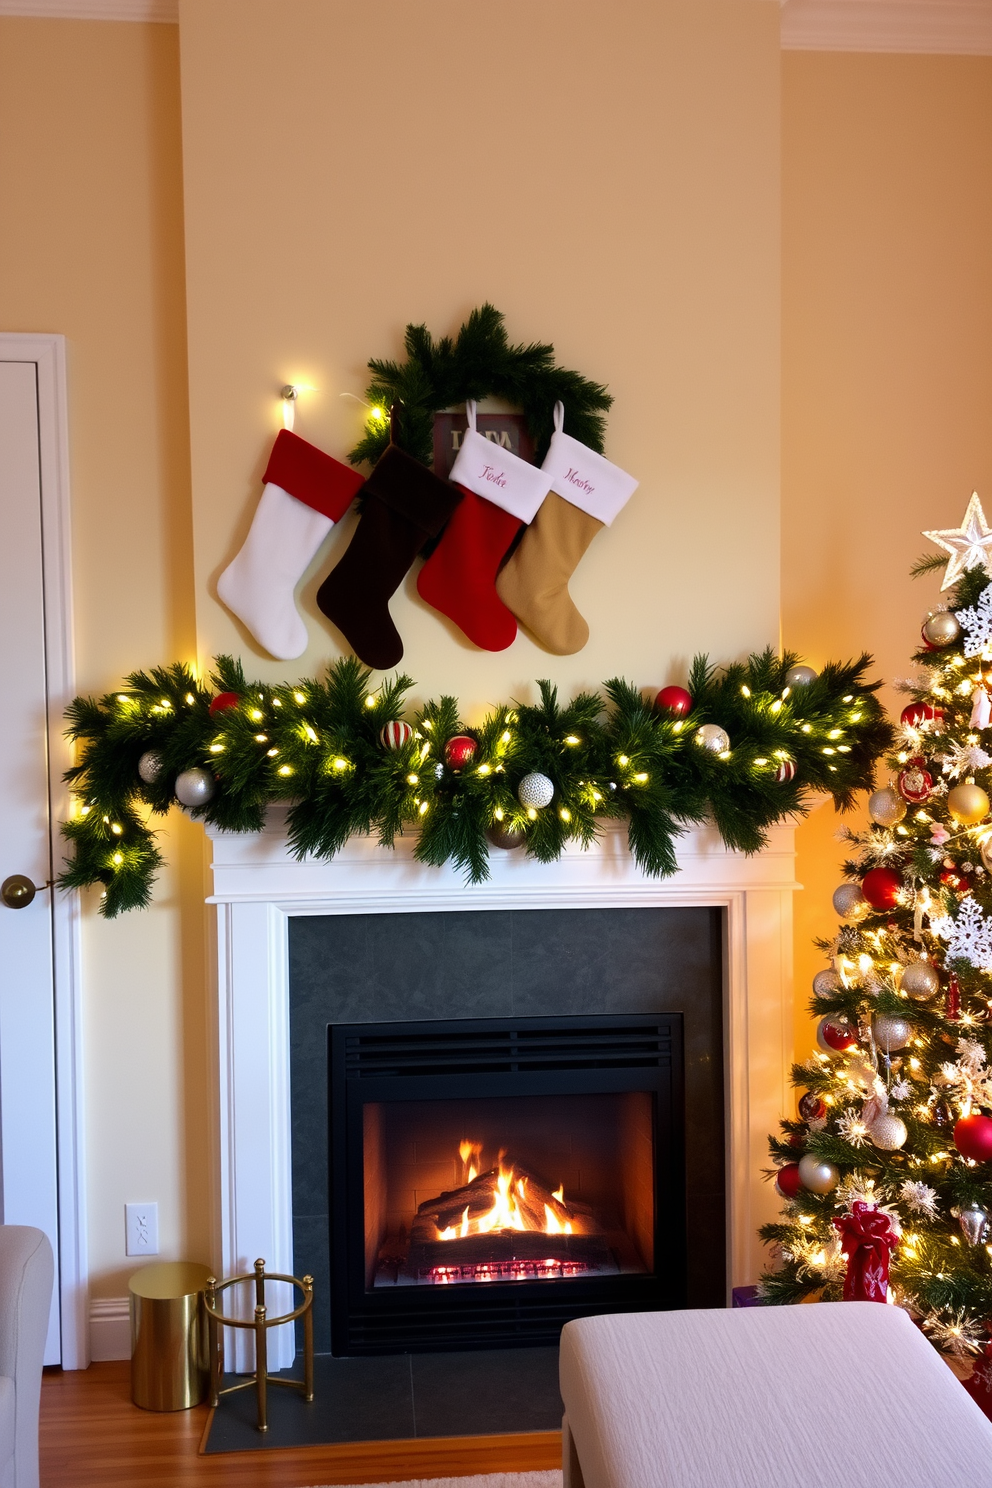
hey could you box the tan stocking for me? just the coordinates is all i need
[496,492,603,655]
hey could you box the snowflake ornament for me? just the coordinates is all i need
[890,1080,912,1101]
[923,1309,986,1357]
[837,1108,871,1148]
[939,741,992,779]
[930,897,992,973]
[900,1179,939,1218]
[957,583,992,659]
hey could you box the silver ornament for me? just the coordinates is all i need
[923,611,962,647]
[870,1112,908,1150]
[812,968,841,996]
[517,772,554,809]
[797,1154,840,1194]
[486,820,526,851]
[832,882,868,920]
[138,750,163,784]
[785,664,818,687]
[174,767,216,808]
[900,962,940,1002]
[694,723,730,754]
[954,1202,990,1246]
[873,1015,912,1053]
[868,787,907,828]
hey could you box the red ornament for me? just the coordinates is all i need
[209,691,239,716]
[861,866,903,910]
[816,1016,857,1053]
[940,868,968,894]
[379,720,413,751]
[444,734,478,770]
[798,1091,827,1122]
[775,759,796,782]
[656,686,693,717]
[832,1202,897,1302]
[947,972,961,1021]
[898,758,934,803]
[900,702,944,728]
[775,1163,802,1200]
[955,1113,992,1163]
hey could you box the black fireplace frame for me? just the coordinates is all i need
[329,1013,685,1355]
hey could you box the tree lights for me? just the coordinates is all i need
[761,520,992,1401]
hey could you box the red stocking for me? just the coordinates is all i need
[417,487,520,652]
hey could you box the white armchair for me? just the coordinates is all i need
[0,1228,54,1488]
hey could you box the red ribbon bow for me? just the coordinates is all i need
[833,1201,897,1303]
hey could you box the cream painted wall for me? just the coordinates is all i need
[178,0,783,710]
[782,53,992,1060]
[0,18,211,1301]
[19,9,980,1321]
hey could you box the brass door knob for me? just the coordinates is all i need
[1,875,48,909]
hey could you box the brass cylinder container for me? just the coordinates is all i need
[129,1261,212,1411]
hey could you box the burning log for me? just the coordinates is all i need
[408,1155,610,1275]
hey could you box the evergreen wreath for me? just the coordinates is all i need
[58,651,893,918]
[347,304,613,469]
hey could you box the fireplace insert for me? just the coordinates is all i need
[329,1014,685,1353]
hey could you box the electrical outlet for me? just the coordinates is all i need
[125,1202,159,1257]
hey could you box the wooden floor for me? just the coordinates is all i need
[40,1362,562,1487]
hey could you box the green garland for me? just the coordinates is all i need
[58,651,893,918]
[347,304,613,469]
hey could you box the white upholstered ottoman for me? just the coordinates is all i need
[560,1303,992,1488]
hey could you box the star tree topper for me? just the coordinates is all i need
[924,493,992,591]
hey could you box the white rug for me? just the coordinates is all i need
[306,1474,562,1488]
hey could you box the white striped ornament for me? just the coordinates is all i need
[775,759,796,783]
[379,720,413,751]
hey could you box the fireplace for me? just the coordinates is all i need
[329,1015,683,1352]
[207,811,798,1372]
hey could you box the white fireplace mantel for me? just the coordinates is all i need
[207,809,798,1368]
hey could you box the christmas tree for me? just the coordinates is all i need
[761,496,992,1410]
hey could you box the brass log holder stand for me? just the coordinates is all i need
[204,1259,314,1432]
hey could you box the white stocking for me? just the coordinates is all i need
[217,482,333,660]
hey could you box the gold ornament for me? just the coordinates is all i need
[486,820,526,850]
[923,493,992,591]
[873,1015,912,1052]
[868,787,906,828]
[922,611,962,646]
[947,782,990,826]
[900,962,940,1002]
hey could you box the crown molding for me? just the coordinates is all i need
[0,0,177,20]
[2,0,989,53]
[782,0,992,53]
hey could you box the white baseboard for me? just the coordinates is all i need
[89,1297,130,1362]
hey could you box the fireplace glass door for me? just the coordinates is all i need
[365,1091,656,1289]
[330,1016,684,1353]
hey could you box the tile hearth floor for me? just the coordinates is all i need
[204,1346,563,1454]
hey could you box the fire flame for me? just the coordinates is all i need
[437,1146,573,1241]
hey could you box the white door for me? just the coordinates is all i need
[0,359,62,1363]
[0,338,86,1369]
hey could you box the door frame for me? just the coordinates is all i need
[1,333,88,1369]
